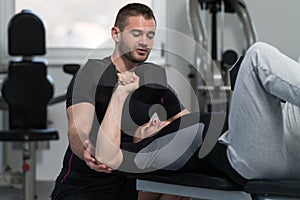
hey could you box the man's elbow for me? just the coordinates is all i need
[95,150,123,170]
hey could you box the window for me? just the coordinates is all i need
[0,0,166,65]
[15,0,152,49]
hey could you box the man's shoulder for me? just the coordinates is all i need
[137,61,163,68]
[79,58,115,76]
[85,57,112,67]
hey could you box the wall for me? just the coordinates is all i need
[246,0,300,60]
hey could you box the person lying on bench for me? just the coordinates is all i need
[82,69,194,200]
[88,42,300,193]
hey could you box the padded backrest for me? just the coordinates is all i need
[2,61,53,129]
[2,10,53,129]
[8,10,45,56]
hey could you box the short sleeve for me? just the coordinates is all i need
[66,59,114,108]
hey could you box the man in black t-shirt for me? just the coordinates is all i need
[51,3,188,200]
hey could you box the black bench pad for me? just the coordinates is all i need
[132,172,243,191]
[245,180,300,197]
[134,172,300,197]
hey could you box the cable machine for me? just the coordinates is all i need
[186,0,257,111]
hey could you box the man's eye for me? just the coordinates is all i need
[147,32,155,39]
[132,31,141,37]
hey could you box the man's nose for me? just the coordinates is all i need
[138,42,147,49]
[151,118,159,125]
[138,35,149,46]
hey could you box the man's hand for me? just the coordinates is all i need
[83,140,112,173]
[117,71,139,93]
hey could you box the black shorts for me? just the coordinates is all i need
[206,142,246,185]
[51,174,137,200]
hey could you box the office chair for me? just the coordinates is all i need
[0,10,58,200]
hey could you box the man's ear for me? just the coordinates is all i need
[111,27,121,42]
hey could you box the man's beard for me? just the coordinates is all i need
[119,42,149,63]
[124,51,148,63]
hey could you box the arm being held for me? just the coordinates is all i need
[95,72,139,169]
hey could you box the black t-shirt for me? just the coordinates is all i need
[56,57,185,185]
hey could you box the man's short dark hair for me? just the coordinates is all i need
[114,3,156,31]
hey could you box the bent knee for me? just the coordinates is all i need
[246,42,279,68]
[247,42,278,59]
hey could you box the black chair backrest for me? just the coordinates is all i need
[2,10,53,129]
[8,9,45,56]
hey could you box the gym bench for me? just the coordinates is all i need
[135,173,300,200]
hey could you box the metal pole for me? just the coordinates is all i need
[23,142,37,200]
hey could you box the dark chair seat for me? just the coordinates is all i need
[0,128,58,142]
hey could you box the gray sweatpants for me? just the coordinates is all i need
[220,42,300,179]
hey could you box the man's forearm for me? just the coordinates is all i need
[69,126,88,160]
[95,89,128,168]
[67,103,94,160]
[95,72,139,169]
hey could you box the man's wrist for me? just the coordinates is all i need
[115,85,130,97]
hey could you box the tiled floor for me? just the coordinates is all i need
[0,181,203,200]
[0,181,55,200]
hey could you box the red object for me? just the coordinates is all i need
[23,163,30,172]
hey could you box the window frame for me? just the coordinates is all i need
[0,0,166,65]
